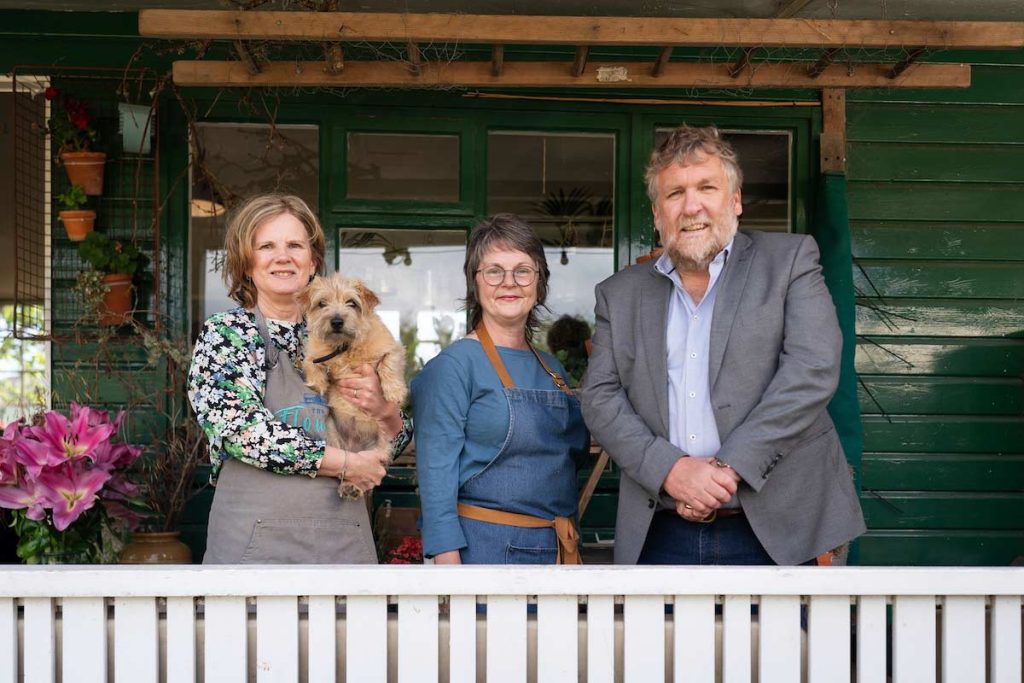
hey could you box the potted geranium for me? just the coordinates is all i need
[77,231,150,326]
[0,404,143,563]
[44,86,106,195]
[56,184,96,242]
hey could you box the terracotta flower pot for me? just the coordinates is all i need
[120,531,193,564]
[98,273,133,326]
[58,209,96,242]
[60,151,106,195]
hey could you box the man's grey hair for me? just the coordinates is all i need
[644,125,743,203]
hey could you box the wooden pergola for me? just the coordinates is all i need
[139,10,1024,171]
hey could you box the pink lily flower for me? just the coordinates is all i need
[35,467,111,531]
[18,410,116,474]
[0,477,47,521]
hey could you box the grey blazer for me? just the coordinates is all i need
[580,230,866,565]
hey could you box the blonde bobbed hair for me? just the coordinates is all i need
[223,194,326,309]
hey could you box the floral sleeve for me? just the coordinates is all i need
[188,309,324,480]
[389,409,414,460]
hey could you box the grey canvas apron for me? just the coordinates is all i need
[203,309,377,564]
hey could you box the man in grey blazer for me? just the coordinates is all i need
[580,125,865,565]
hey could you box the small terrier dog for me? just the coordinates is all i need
[300,273,407,499]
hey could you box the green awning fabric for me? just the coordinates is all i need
[811,172,863,481]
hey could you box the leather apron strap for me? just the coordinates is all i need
[458,503,581,565]
[474,324,574,397]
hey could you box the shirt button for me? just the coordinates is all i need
[690,352,697,359]
[689,434,697,441]
[648,499,655,509]
[688,392,696,398]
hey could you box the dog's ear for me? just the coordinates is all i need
[296,277,315,310]
[356,281,381,310]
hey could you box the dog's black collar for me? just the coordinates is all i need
[312,344,348,364]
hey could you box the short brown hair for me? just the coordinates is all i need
[463,214,550,339]
[223,194,326,308]
[644,125,743,203]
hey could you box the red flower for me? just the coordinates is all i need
[44,87,59,101]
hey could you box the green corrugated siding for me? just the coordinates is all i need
[848,66,1024,566]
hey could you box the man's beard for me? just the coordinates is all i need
[664,215,738,273]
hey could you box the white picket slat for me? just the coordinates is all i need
[22,598,54,683]
[398,595,438,683]
[892,595,935,683]
[537,594,577,683]
[166,596,197,683]
[940,595,984,683]
[61,597,106,682]
[345,595,387,682]
[448,595,477,683]
[759,595,801,683]
[807,595,850,683]
[306,596,337,683]
[486,595,527,683]
[205,596,249,683]
[856,596,886,683]
[256,596,298,683]
[990,595,1022,683]
[114,596,159,683]
[673,595,715,683]
[586,595,615,683]
[0,598,15,683]
[623,595,663,683]
[721,595,751,683]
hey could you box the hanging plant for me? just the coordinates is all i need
[43,86,106,195]
[55,184,96,242]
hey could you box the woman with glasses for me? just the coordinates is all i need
[411,214,590,564]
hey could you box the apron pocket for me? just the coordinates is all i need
[505,544,558,565]
[240,517,376,564]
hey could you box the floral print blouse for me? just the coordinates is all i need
[188,307,412,481]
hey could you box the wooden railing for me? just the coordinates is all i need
[1,566,1021,682]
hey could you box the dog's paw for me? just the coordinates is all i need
[337,481,364,501]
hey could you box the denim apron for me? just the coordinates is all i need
[457,325,589,564]
[203,309,378,564]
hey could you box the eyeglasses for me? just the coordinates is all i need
[476,266,538,287]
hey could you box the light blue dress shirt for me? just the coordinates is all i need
[654,239,737,507]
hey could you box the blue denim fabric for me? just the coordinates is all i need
[638,510,776,565]
[458,384,588,564]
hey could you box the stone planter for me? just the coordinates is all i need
[120,531,192,564]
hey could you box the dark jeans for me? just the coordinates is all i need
[639,509,783,565]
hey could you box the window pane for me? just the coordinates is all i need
[189,124,319,340]
[487,131,615,345]
[654,128,791,232]
[347,133,459,202]
[339,229,466,379]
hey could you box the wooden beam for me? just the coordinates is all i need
[171,59,971,89]
[889,47,927,78]
[820,88,846,173]
[807,48,840,78]
[572,46,589,77]
[491,45,504,77]
[407,41,422,76]
[652,47,672,77]
[139,11,1024,49]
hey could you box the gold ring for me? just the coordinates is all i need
[683,504,693,510]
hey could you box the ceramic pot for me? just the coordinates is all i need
[98,273,133,326]
[60,151,106,195]
[58,209,96,241]
[120,531,192,564]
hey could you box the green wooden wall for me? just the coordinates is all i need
[847,60,1024,565]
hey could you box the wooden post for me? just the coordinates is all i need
[820,88,846,173]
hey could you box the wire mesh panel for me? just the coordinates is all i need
[11,67,160,341]
[11,74,48,339]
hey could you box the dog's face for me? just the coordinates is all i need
[300,273,381,348]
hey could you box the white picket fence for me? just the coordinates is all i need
[0,566,1021,682]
